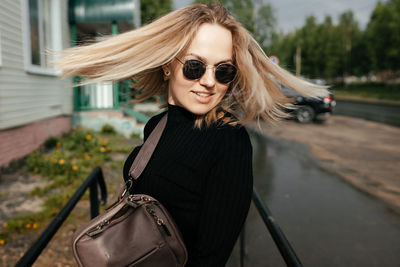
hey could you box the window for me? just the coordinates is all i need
[23,0,62,75]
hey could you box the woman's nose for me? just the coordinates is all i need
[199,67,216,88]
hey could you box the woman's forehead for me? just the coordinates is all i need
[184,23,233,64]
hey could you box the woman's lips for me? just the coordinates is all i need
[191,91,213,104]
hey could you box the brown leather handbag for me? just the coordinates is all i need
[72,114,188,267]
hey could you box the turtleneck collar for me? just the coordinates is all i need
[167,104,197,124]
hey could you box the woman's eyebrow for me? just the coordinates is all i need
[186,53,233,64]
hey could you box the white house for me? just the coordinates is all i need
[0,0,72,167]
[0,0,145,168]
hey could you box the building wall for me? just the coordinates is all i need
[0,116,71,167]
[0,0,72,130]
[0,0,73,167]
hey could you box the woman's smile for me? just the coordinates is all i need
[191,90,215,103]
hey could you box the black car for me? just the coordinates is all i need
[282,86,336,123]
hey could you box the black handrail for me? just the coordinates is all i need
[15,166,299,266]
[239,187,303,267]
[15,167,107,267]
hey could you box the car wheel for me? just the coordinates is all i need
[296,106,315,123]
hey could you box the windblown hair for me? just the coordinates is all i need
[58,2,328,127]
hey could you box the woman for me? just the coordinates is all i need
[59,3,327,266]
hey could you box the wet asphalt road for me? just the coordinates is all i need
[227,130,400,267]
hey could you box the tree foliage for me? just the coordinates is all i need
[193,0,275,49]
[268,0,400,79]
[365,0,400,71]
[141,0,173,25]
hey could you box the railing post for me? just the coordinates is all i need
[90,178,99,219]
[252,187,303,267]
[15,167,107,267]
[96,167,107,205]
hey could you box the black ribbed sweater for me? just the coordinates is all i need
[123,105,253,266]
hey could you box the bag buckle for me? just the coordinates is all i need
[120,179,133,199]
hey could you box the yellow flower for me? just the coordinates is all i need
[32,223,38,229]
[72,165,78,171]
[52,159,57,163]
[25,223,32,229]
[56,141,61,147]
[106,146,111,151]
[0,239,5,245]
[100,147,106,153]
[59,159,65,165]
[3,222,8,228]
[84,154,91,160]
[86,135,92,141]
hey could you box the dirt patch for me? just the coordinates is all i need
[0,136,141,266]
[0,171,49,226]
[251,115,400,213]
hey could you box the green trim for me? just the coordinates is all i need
[70,24,77,46]
[113,83,120,110]
[73,79,80,111]
[122,109,150,123]
[111,21,120,110]
[71,24,79,111]
[111,21,118,35]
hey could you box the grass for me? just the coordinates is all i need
[332,82,400,102]
[0,127,141,245]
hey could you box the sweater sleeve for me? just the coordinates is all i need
[187,126,253,267]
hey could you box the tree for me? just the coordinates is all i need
[141,0,173,25]
[193,0,276,49]
[268,10,367,79]
[366,0,400,71]
[337,10,360,77]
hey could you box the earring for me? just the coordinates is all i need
[164,70,170,81]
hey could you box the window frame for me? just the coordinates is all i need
[22,0,63,76]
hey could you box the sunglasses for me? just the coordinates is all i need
[176,58,237,84]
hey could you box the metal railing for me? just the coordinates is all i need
[239,187,303,267]
[15,167,107,267]
[15,166,300,266]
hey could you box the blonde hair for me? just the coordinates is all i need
[58,2,328,128]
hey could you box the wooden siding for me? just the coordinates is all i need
[0,0,73,130]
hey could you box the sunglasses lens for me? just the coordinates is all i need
[215,64,237,84]
[181,59,237,84]
[183,60,205,80]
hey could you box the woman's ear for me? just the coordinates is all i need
[162,65,171,80]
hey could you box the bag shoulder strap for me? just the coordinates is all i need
[128,113,168,180]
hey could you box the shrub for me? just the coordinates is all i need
[101,124,116,134]
[44,137,60,149]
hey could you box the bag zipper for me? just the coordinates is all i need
[145,205,171,236]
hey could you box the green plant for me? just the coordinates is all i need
[44,137,60,149]
[63,128,99,154]
[101,124,116,134]
[130,132,142,139]
[115,146,132,153]
[1,126,143,242]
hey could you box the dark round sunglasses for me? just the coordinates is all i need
[176,58,237,84]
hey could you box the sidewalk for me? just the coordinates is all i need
[252,115,400,213]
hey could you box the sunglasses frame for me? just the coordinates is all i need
[175,57,237,84]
